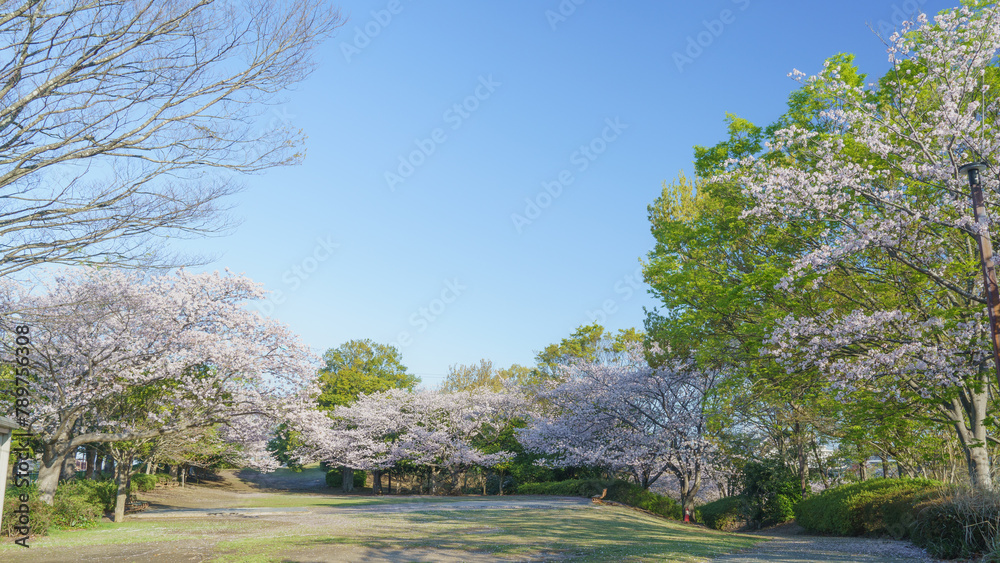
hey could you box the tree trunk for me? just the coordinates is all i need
[60,451,77,481]
[811,441,829,489]
[113,453,133,522]
[341,466,353,493]
[180,464,187,487]
[85,447,97,480]
[859,460,868,481]
[795,422,808,498]
[37,443,67,505]
[880,455,890,478]
[676,470,700,523]
[373,470,382,495]
[943,387,993,490]
[103,456,115,474]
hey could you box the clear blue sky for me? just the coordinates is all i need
[176,0,955,388]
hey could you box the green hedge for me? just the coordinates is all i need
[131,473,158,492]
[516,478,682,520]
[794,478,940,537]
[699,496,744,530]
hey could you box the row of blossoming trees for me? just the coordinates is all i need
[286,342,718,515]
[0,267,720,520]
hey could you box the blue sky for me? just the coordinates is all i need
[176,0,954,388]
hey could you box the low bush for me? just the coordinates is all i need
[516,478,610,497]
[794,478,940,537]
[517,478,682,520]
[57,479,117,513]
[2,485,52,537]
[910,489,1000,559]
[740,460,800,528]
[2,479,118,537]
[131,473,158,492]
[699,496,744,531]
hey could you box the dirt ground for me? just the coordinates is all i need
[708,522,940,563]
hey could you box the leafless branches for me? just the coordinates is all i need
[0,0,344,275]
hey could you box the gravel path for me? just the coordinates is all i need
[709,523,939,563]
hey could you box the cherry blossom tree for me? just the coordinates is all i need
[519,343,718,516]
[295,388,527,494]
[730,5,1000,489]
[0,268,316,506]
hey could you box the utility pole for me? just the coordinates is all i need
[960,161,1000,388]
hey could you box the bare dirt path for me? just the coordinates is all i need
[708,523,941,563]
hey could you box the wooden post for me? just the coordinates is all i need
[0,416,22,534]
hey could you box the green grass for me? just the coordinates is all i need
[207,506,762,562]
[2,494,763,562]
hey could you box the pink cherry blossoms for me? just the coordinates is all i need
[518,343,717,513]
[293,387,529,491]
[0,268,317,501]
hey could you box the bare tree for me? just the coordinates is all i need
[0,0,344,274]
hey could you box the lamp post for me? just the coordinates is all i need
[959,161,1000,386]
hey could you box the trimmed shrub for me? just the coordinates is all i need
[517,478,682,520]
[516,478,610,497]
[794,478,940,537]
[58,479,117,513]
[131,473,157,492]
[699,496,744,531]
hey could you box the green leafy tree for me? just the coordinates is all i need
[316,339,418,409]
[313,339,417,491]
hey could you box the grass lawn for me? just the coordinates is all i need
[0,467,764,561]
[1,501,762,562]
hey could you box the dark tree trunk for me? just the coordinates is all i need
[60,451,77,481]
[113,453,134,522]
[341,466,353,493]
[85,448,98,480]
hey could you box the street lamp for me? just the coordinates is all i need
[959,160,1000,386]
